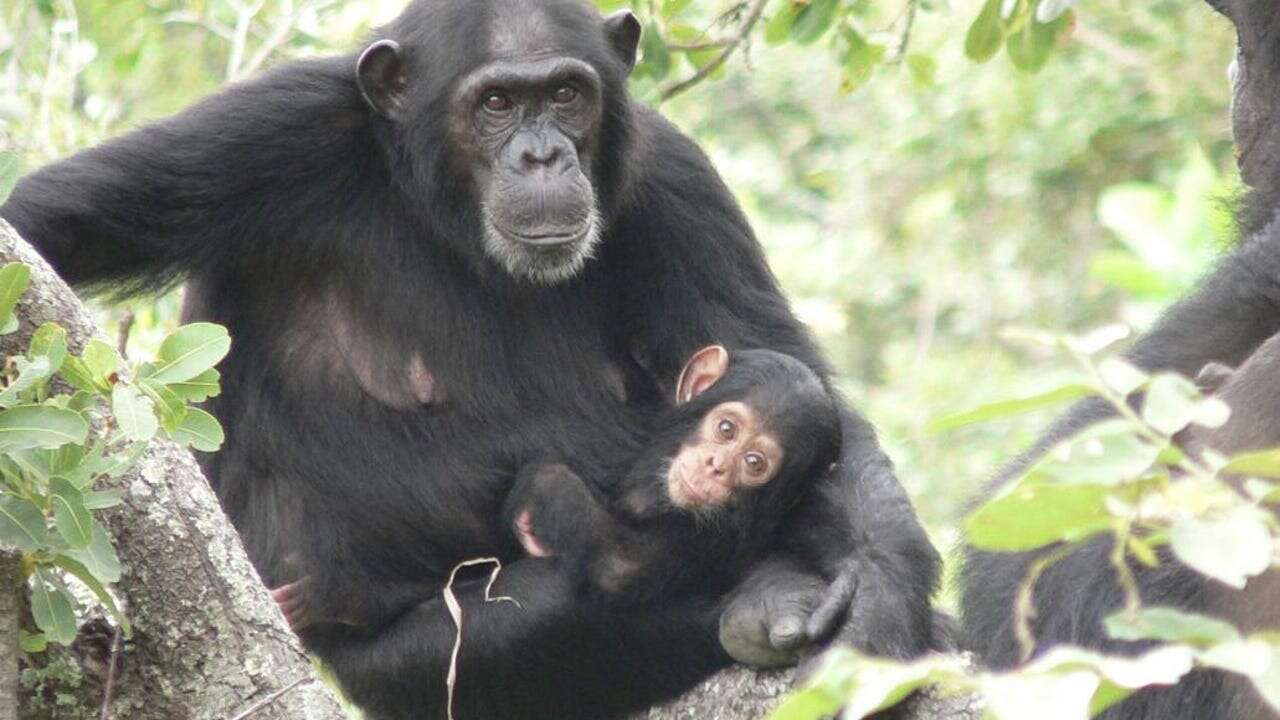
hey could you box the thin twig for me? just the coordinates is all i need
[658,0,771,102]
[160,11,235,41]
[1014,543,1075,662]
[97,627,122,720]
[891,0,919,63]
[226,676,308,720]
[667,38,732,52]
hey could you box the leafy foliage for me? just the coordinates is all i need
[776,329,1280,718]
[0,262,228,650]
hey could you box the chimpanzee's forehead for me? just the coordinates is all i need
[487,0,572,60]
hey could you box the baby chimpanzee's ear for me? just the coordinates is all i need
[675,345,729,404]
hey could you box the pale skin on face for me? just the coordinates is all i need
[666,401,783,509]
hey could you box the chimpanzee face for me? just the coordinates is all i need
[665,401,784,508]
[354,3,640,284]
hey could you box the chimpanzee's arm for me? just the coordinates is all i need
[503,462,614,563]
[310,558,726,720]
[607,108,941,659]
[1125,228,1280,374]
[0,56,371,295]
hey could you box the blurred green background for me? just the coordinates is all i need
[0,0,1240,605]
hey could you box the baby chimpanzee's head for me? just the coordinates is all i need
[663,346,842,514]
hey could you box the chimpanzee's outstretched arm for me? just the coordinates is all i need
[1124,230,1280,373]
[607,108,942,660]
[0,57,369,295]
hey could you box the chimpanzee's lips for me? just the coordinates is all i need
[506,226,589,248]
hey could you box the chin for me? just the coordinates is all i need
[482,211,602,285]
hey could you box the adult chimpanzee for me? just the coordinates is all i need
[276,345,843,627]
[961,1,1280,718]
[0,1,941,717]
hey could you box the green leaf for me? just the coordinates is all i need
[50,476,93,548]
[661,0,692,20]
[64,520,121,583]
[1248,639,1280,714]
[637,21,672,81]
[52,553,129,635]
[1035,0,1078,22]
[964,0,1005,62]
[839,27,886,94]
[1096,358,1149,396]
[764,1,802,46]
[929,384,1092,432]
[28,323,68,372]
[1142,373,1201,436]
[112,384,158,441]
[0,357,54,407]
[58,356,102,394]
[80,340,120,387]
[144,323,231,385]
[982,671,1098,720]
[0,405,89,452]
[168,407,224,452]
[1105,607,1240,647]
[30,570,77,645]
[0,263,30,330]
[966,480,1111,551]
[1089,250,1173,299]
[1025,419,1161,486]
[0,151,22,205]
[1170,508,1272,588]
[156,367,219,402]
[906,53,937,88]
[790,0,840,46]
[0,495,48,552]
[1200,639,1273,677]
[82,490,124,511]
[1006,8,1072,73]
[18,630,47,653]
[1222,449,1280,479]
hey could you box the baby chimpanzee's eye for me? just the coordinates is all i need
[743,452,767,476]
[717,418,737,440]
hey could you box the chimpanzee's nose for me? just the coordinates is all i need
[521,142,562,170]
[704,451,727,475]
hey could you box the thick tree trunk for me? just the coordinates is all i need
[0,220,346,720]
[635,663,982,720]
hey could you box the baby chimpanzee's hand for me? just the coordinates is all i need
[505,462,602,561]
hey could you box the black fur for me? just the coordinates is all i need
[505,349,844,604]
[0,1,940,717]
[961,4,1280,715]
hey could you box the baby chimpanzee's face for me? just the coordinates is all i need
[665,400,784,508]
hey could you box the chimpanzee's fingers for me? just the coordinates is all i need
[805,566,858,642]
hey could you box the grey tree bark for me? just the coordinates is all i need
[0,220,347,720]
[634,662,982,720]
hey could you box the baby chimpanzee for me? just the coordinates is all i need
[271,345,841,626]
[504,345,843,602]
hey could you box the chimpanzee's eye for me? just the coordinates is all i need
[482,91,513,112]
[743,452,767,476]
[551,85,578,104]
[717,418,736,441]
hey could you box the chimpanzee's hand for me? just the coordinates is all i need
[718,558,829,667]
[720,555,934,667]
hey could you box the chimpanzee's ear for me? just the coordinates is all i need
[676,345,729,405]
[604,10,641,73]
[357,39,407,118]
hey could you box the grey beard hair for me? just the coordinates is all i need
[480,206,603,285]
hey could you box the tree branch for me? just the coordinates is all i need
[658,0,771,102]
